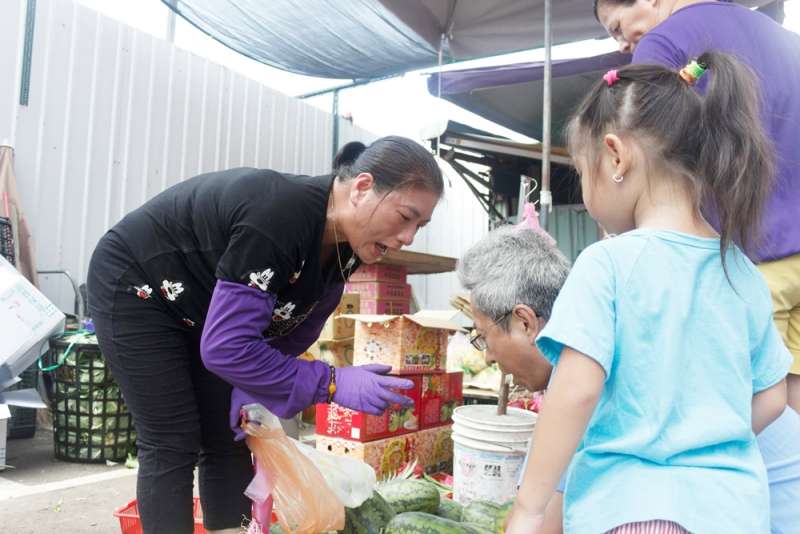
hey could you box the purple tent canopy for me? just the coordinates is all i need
[427,52,631,144]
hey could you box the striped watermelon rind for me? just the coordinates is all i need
[435,497,463,522]
[384,512,485,534]
[377,479,441,515]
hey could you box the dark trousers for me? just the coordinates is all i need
[88,238,252,533]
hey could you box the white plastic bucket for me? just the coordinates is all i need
[451,405,536,505]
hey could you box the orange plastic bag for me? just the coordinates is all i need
[242,404,345,534]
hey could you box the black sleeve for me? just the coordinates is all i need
[214,171,312,294]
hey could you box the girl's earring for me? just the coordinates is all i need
[612,174,624,183]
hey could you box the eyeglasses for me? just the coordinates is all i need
[469,310,513,351]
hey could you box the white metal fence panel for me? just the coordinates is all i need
[1,0,488,314]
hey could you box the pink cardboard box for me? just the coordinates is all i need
[359,298,410,315]
[348,264,408,283]
[345,282,411,300]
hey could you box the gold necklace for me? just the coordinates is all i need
[330,197,351,282]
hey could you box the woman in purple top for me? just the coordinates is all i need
[86,136,443,534]
[595,0,800,411]
[580,2,800,533]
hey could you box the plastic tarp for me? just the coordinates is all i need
[161,1,776,80]
[161,0,617,79]
[427,52,631,144]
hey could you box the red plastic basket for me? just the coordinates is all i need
[114,497,206,534]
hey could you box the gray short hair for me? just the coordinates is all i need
[457,226,571,325]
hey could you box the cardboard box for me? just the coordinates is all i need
[316,432,420,480]
[0,256,65,388]
[345,312,463,374]
[345,282,411,300]
[419,373,463,429]
[444,372,464,402]
[417,425,454,474]
[316,338,354,368]
[316,375,422,442]
[349,264,408,284]
[360,298,410,315]
[319,293,360,341]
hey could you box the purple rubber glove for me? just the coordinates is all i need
[229,387,263,441]
[333,364,415,416]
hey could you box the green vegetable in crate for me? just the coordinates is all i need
[383,512,484,534]
[493,501,513,534]
[377,479,440,514]
[461,500,501,530]
[435,497,463,522]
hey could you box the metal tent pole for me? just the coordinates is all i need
[539,0,553,230]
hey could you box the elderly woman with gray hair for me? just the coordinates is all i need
[458,226,569,533]
[458,225,800,534]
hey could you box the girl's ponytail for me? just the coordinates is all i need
[697,51,774,261]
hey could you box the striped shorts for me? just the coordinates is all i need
[605,520,689,534]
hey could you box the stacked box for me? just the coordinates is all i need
[318,293,360,341]
[315,428,453,479]
[316,433,420,480]
[345,312,462,374]
[417,425,454,474]
[315,311,463,478]
[316,376,423,442]
[347,265,410,315]
[349,264,408,284]
[420,372,464,429]
[316,372,464,441]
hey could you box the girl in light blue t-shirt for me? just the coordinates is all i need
[505,52,793,534]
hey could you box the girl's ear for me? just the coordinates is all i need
[603,133,633,178]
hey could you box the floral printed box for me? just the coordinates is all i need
[343,312,463,374]
[420,373,464,429]
[416,425,454,474]
[315,432,420,480]
[315,375,423,442]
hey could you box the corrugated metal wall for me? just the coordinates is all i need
[550,204,601,263]
[0,0,488,314]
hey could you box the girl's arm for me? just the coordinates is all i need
[752,378,787,435]
[506,347,605,534]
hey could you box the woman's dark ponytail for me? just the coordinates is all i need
[332,141,367,176]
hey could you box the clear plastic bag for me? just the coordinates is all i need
[295,439,375,508]
[241,404,374,533]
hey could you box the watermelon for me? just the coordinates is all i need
[461,500,501,530]
[494,501,514,534]
[384,512,484,534]
[351,491,397,533]
[339,506,368,534]
[435,498,463,522]
[377,479,440,514]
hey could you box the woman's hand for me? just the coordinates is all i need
[333,364,414,415]
[505,501,546,534]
